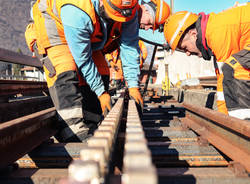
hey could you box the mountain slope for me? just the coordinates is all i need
[0,0,32,56]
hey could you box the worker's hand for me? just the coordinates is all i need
[25,23,37,52]
[98,92,111,116]
[129,88,143,107]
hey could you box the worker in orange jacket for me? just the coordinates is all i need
[106,49,124,89]
[24,0,170,143]
[106,40,147,89]
[25,0,142,142]
[138,0,170,31]
[163,3,250,120]
[139,40,148,68]
[105,0,171,91]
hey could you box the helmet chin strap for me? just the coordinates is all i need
[99,4,114,23]
[106,0,134,17]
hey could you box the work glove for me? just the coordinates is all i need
[24,23,36,54]
[98,92,111,116]
[129,87,144,107]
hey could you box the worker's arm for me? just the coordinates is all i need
[61,5,105,97]
[139,29,166,45]
[120,12,140,88]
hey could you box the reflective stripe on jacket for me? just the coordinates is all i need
[32,0,122,54]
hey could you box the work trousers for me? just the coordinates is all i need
[222,49,250,119]
[45,45,110,134]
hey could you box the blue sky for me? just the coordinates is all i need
[167,0,249,14]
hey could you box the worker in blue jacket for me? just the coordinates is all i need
[27,0,141,142]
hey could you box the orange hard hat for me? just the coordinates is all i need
[152,0,170,30]
[163,11,198,50]
[142,0,170,31]
[103,0,139,22]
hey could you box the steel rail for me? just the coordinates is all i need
[0,48,42,68]
[0,107,58,169]
[1,90,250,183]
[0,79,48,96]
[122,100,157,184]
[0,96,53,123]
[65,98,125,183]
[182,102,250,172]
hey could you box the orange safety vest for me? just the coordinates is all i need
[138,40,147,68]
[224,56,250,80]
[206,3,250,62]
[106,50,123,80]
[106,40,146,78]
[206,3,250,114]
[32,0,122,55]
[106,49,120,64]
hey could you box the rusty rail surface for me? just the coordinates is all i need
[0,88,249,183]
[0,48,56,170]
[0,48,249,183]
[182,102,250,172]
[198,76,217,88]
[0,82,250,184]
[0,49,52,122]
[0,107,58,169]
[0,79,48,97]
[60,95,249,184]
[0,48,42,68]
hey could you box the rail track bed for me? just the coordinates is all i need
[0,90,249,184]
[142,97,250,184]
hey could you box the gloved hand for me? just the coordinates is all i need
[98,92,111,115]
[24,23,37,53]
[128,88,143,106]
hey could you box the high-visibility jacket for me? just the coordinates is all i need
[206,3,250,62]
[32,0,122,55]
[106,50,124,80]
[31,0,125,91]
[106,40,147,68]
[32,0,140,93]
[28,0,124,130]
[106,40,147,81]
[106,49,120,65]
[139,40,147,68]
[205,3,250,116]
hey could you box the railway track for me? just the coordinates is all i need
[0,49,249,183]
[0,90,249,184]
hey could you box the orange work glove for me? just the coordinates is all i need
[128,88,143,106]
[25,23,37,52]
[98,92,111,115]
